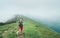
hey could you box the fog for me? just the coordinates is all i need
[0,0,60,24]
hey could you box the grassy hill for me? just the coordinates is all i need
[0,16,60,38]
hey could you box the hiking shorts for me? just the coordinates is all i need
[19,26,23,31]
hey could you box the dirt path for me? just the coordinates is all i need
[19,33,24,38]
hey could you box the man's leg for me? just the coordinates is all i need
[20,26,23,33]
[19,27,21,34]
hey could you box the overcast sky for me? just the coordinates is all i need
[0,0,60,22]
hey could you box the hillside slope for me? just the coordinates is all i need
[0,17,60,38]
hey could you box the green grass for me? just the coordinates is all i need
[0,19,60,38]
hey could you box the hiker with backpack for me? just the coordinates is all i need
[18,18,23,34]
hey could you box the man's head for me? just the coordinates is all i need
[19,19,23,23]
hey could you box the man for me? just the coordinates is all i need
[19,19,23,34]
